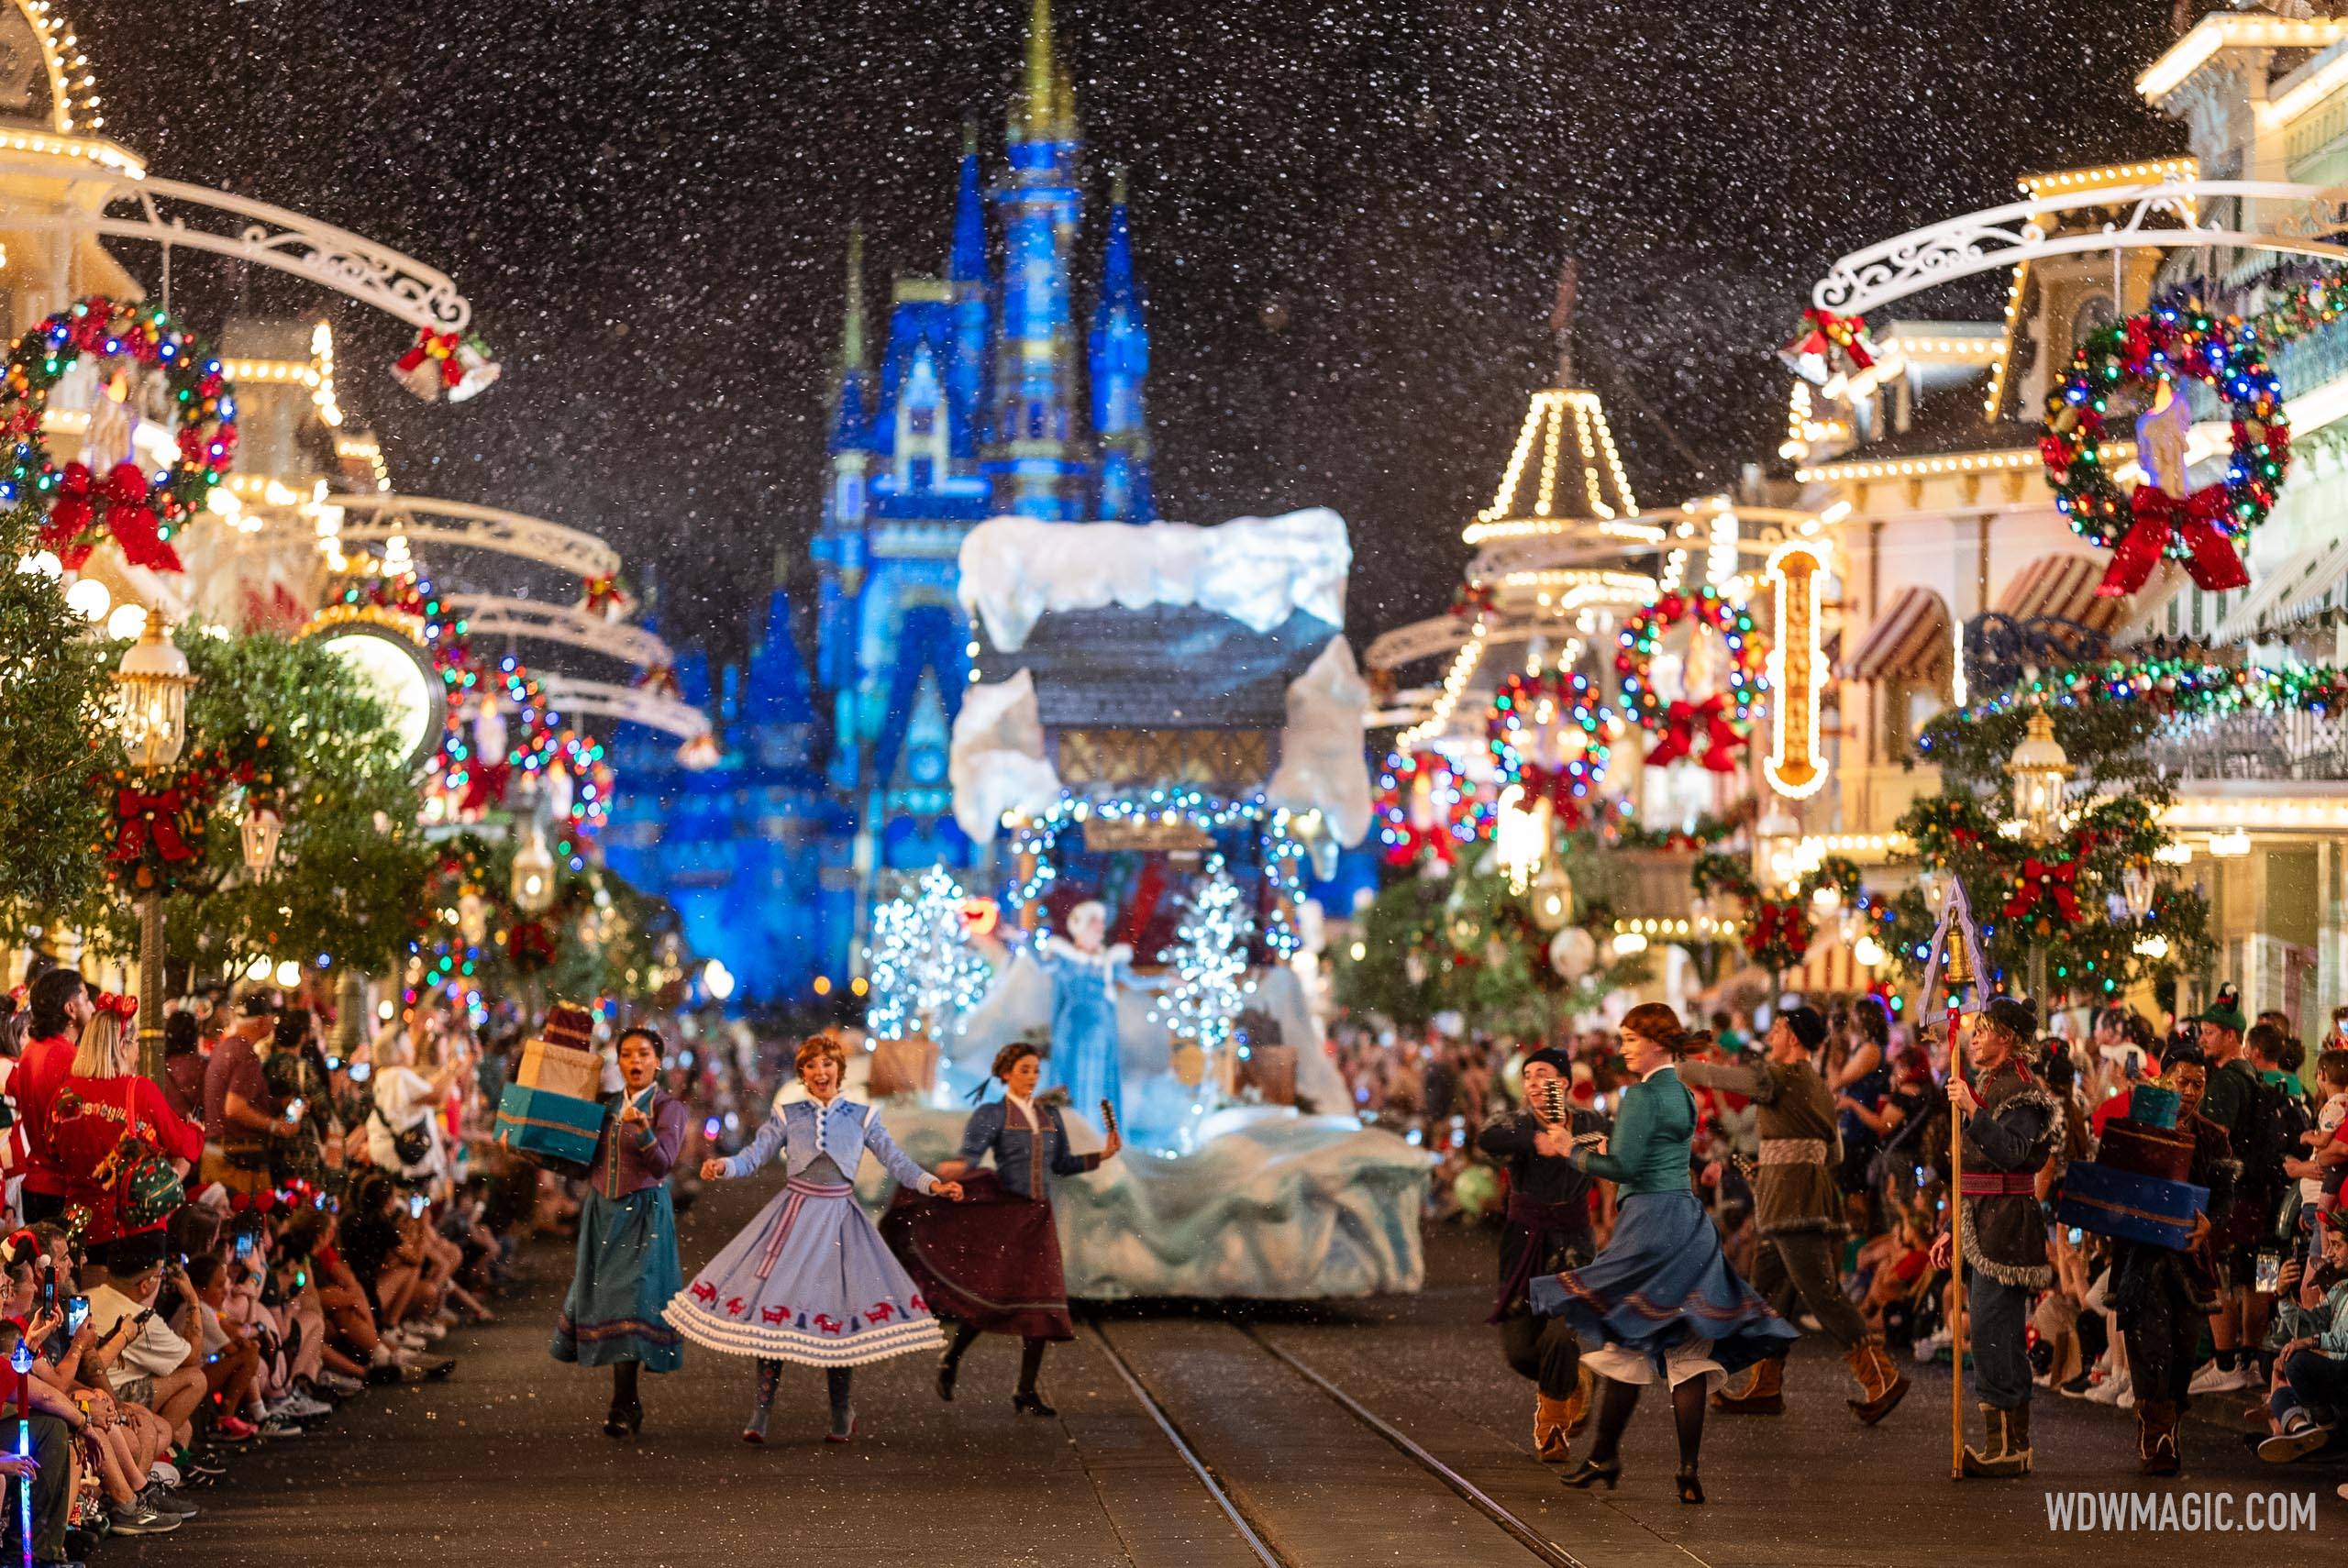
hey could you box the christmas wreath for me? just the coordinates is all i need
[1778,307,1878,386]
[5,297,238,573]
[2040,299,2286,598]
[1742,897,1811,973]
[1614,588,1767,771]
[1487,670,1611,825]
[97,730,278,895]
[1374,750,1480,867]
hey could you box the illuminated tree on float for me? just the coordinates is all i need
[863,864,992,1042]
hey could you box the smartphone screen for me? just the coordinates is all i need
[2255,1251,2284,1294]
[348,1062,372,1084]
[234,1233,255,1262]
[284,1099,306,1125]
[408,1193,427,1220]
[65,1296,88,1336]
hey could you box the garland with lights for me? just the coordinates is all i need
[1005,790,1307,961]
[1486,669,1611,824]
[1613,588,1766,771]
[1373,750,1485,867]
[1611,812,1739,853]
[863,864,995,1042]
[2040,298,2284,597]
[5,297,238,573]
[97,729,278,896]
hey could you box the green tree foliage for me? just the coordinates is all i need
[0,502,117,938]
[1884,693,2212,1009]
[88,628,436,977]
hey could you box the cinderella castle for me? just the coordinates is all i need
[602,0,1158,1002]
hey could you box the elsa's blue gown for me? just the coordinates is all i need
[1036,936,1144,1132]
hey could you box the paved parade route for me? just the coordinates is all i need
[124,1186,2341,1567]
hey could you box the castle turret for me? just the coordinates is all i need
[1091,164,1154,522]
[815,226,874,700]
[987,0,1090,520]
[947,121,992,457]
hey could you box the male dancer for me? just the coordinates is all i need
[1476,1046,1601,1463]
[1679,1005,1908,1423]
[1930,996,2061,1477]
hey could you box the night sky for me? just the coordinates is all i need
[75,0,2185,678]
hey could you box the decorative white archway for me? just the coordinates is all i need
[1811,176,2348,316]
[329,494,621,580]
[537,674,710,741]
[445,593,670,670]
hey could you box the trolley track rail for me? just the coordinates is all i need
[1085,1317,1599,1568]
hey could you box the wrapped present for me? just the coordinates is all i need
[2127,1083,2180,1129]
[495,1083,604,1169]
[517,1037,602,1100]
[2057,1161,2207,1251]
[542,1000,595,1052]
[2097,1119,2195,1183]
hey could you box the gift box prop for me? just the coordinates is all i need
[2060,1079,2208,1250]
[496,999,605,1168]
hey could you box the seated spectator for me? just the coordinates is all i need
[0,1319,76,1566]
[2258,1220,2348,1462]
[86,1254,208,1456]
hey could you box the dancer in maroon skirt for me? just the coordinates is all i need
[885,1042,1122,1415]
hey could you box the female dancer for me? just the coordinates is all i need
[670,1032,962,1443]
[889,1041,1121,1415]
[551,1026,688,1437]
[1535,1002,1797,1503]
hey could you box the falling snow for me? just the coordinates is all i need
[73,0,2182,659]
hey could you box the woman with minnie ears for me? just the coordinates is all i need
[45,995,202,1269]
[888,1040,1121,1417]
[667,1032,962,1444]
[549,1025,689,1438]
[1535,1002,1797,1504]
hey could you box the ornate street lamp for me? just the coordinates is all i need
[511,827,558,915]
[113,608,197,1078]
[239,801,283,879]
[1493,785,1549,897]
[2121,859,2155,922]
[2004,707,2073,845]
[1530,860,1577,932]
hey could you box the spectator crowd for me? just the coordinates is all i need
[0,960,773,1568]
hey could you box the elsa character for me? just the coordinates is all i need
[1036,900,1161,1131]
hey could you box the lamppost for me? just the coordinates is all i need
[511,825,557,915]
[113,609,195,1079]
[2004,704,2073,1009]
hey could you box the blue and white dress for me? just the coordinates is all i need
[663,1097,947,1366]
[1037,935,1146,1132]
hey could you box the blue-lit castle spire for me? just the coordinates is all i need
[1091,164,1155,521]
[987,0,1088,520]
[947,120,991,456]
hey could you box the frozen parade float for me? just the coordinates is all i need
[847,507,1436,1300]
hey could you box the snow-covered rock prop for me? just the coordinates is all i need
[958,508,1350,652]
[1266,635,1373,846]
[856,1102,1433,1300]
[948,669,1061,844]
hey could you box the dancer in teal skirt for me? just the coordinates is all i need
[550,1026,688,1437]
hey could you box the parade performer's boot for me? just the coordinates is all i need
[1960,1402,2032,1478]
[1711,1356,1785,1415]
[2136,1399,2181,1477]
[1845,1339,1911,1426]
[1534,1391,1575,1464]
[1568,1362,1595,1436]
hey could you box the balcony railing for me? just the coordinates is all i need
[2148,709,2348,783]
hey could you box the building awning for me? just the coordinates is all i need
[1838,586,1950,681]
[2212,534,2348,644]
[1995,553,2137,635]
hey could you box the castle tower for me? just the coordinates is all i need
[814,226,876,728]
[1091,164,1154,521]
[985,0,1091,520]
[947,121,992,457]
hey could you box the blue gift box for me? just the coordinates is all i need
[495,1083,605,1168]
[2056,1161,2207,1251]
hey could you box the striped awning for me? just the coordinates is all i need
[1995,554,2136,635]
[2212,533,2348,644]
[1838,586,1950,680]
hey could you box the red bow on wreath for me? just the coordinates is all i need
[111,786,195,863]
[2095,482,2250,598]
[460,760,513,813]
[39,460,181,573]
[2003,855,2084,928]
[1646,694,1750,771]
[1778,308,1877,384]
[1516,764,1590,828]
[1743,899,1811,965]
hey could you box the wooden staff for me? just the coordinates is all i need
[1944,933,1974,1481]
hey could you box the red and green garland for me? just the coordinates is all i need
[2041,299,2285,597]
[5,297,238,573]
[1487,670,1611,825]
[1613,588,1767,771]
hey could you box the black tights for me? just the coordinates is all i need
[610,1360,639,1409]
[944,1320,1050,1394]
[752,1358,854,1426]
[1584,1372,1707,1472]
